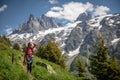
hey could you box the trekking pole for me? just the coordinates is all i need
[10,46,14,64]
[12,53,14,64]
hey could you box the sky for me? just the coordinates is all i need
[0,0,120,35]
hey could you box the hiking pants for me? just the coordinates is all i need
[27,62,32,73]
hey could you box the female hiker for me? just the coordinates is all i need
[24,40,35,73]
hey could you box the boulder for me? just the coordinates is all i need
[36,62,56,74]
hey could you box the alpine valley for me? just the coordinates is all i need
[8,12,120,74]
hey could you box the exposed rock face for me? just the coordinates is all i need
[100,13,120,43]
[64,15,91,53]
[17,14,40,33]
[79,30,98,56]
[64,26,83,52]
[13,14,60,34]
[39,14,59,30]
[41,33,56,44]
[64,12,92,53]
[76,12,92,22]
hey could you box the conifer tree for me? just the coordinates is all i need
[89,35,120,80]
[75,59,85,77]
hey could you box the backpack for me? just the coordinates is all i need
[26,55,33,64]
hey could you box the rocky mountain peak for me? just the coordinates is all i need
[41,14,50,19]
[29,14,35,21]
[12,14,61,34]
[76,12,92,22]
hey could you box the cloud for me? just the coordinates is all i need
[0,4,8,12]
[51,7,63,11]
[49,0,58,4]
[93,5,110,17]
[46,1,110,22]
[46,2,94,22]
[5,26,13,35]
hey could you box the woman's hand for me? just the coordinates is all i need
[31,55,34,57]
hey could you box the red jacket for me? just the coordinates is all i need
[26,47,34,55]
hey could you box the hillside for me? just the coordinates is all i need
[0,41,86,80]
[0,43,30,80]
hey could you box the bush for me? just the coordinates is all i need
[37,41,66,68]
[0,35,11,47]
[13,43,21,51]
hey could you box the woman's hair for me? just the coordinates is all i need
[28,42,33,48]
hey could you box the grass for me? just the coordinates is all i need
[0,43,30,80]
[0,43,85,80]
[31,56,86,80]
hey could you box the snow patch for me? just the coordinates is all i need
[109,19,114,23]
[88,15,106,30]
[114,14,119,16]
[68,39,84,57]
[8,33,17,39]
[88,14,113,30]
[108,23,113,26]
[60,43,65,48]
[68,46,80,56]
[111,38,120,44]
[98,25,102,30]
[105,17,110,20]
[116,21,120,24]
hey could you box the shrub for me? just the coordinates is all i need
[13,43,21,51]
[37,41,66,68]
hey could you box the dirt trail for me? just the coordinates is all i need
[19,57,36,80]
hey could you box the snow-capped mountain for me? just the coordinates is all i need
[8,14,81,52]
[69,13,120,72]
[8,13,120,63]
